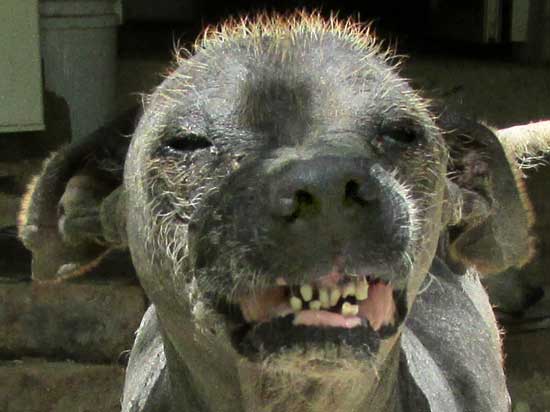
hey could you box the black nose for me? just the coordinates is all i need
[270,157,379,222]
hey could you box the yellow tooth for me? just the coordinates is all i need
[343,283,356,298]
[300,284,313,302]
[276,277,288,286]
[341,302,359,317]
[319,288,330,309]
[290,296,303,311]
[329,288,341,306]
[309,300,321,311]
[356,278,369,301]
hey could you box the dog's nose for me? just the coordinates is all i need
[270,157,379,222]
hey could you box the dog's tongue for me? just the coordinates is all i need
[293,310,363,328]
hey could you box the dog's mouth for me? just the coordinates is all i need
[241,275,396,329]
[215,271,407,359]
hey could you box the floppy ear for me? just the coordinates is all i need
[497,121,550,166]
[482,121,550,312]
[438,112,535,276]
[17,108,138,281]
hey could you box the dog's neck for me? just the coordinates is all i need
[163,331,403,412]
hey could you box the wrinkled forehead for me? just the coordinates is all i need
[157,34,429,142]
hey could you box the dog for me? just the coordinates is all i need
[19,13,550,412]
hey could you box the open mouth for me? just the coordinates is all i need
[216,271,407,359]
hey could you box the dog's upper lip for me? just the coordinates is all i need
[238,274,397,331]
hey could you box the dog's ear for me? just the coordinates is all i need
[497,121,550,166]
[17,108,138,281]
[439,113,539,276]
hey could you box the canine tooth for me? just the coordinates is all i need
[356,278,369,301]
[319,288,330,309]
[290,296,303,311]
[343,283,356,298]
[300,284,313,302]
[341,302,359,317]
[309,300,321,311]
[329,288,341,306]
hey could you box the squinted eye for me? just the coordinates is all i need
[161,134,213,155]
[373,128,419,152]
[382,129,417,145]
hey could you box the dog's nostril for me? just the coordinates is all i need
[344,180,368,207]
[295,190,314,207]
[277,190,316,222]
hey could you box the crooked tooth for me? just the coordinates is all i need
[341,302,359,317]
[290,296,303,311]
[342,283,356,298]
[309,300,322,311]
[329,288,341,306]
[319,288,330,309]
[300,284,313,302]
[356,278,369,301]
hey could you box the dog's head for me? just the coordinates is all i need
[19,13,540,412]
[127,15,440,368]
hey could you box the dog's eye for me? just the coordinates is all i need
[380,129,417,145]
[373,128,419,152]
[161,134,213,155]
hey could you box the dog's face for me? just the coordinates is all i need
[124,17,448,411]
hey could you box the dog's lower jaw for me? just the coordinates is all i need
[161,303,403,412]
[237,335,402,412]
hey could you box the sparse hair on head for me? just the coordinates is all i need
[171,10,394,66]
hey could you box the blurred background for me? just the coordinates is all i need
[0,1,549,411]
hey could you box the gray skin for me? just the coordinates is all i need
[18,17,535,412]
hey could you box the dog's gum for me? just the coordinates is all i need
[359,282,395,331]
[239,287,288,322]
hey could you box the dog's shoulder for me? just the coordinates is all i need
[122,305,172,412]
[400,258,511,412]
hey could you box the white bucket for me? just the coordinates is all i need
[40,1,121,141]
